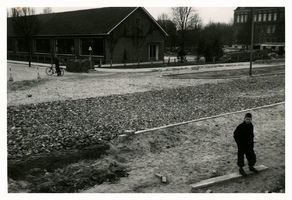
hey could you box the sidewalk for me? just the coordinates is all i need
[94,62,281,73]
[7,59,284,74]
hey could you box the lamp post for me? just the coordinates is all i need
[89,46,92,68]
[89,46,92,60]
[249,7,255,76]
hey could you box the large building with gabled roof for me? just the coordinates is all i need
[7,7,168,65]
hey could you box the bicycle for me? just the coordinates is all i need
[46,65,65,76]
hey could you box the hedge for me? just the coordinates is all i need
[66,59,94,72]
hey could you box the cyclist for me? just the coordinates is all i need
[54,54,61,76]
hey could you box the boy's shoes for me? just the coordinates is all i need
[249,166,259,173]
[239,168,248,177]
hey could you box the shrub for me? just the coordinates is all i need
[66,59,94,72]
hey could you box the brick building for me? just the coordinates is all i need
[7,7,168,64]
[233,7,285,53]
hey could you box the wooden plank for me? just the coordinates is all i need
[190,165,268,190]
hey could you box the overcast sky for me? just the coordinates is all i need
[31,7,236,25]
[7,0,288,25]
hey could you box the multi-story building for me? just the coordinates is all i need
[233,7,285,53]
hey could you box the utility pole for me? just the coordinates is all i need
[249,7,255,76]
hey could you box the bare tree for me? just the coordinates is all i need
[11,7,40,67]
[131,24,155,65]
[7,8,11,17]
[107,27,121,63]
[228,17,234,25]
[157,13,170,27]
[43,7,53,14]
[171,7,201,51]
[157,13,178,50]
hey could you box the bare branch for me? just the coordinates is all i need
[43,7,53,14]
[171,7,202,49]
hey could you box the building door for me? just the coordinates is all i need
[149,44,159,61]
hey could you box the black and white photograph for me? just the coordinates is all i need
[4,0,289,198]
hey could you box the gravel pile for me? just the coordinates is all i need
[7,75,285,159]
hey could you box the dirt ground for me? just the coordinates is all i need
[6,62,286,195]
[81,104,285,193]
[7,62,276,107]
[7,63,230,106]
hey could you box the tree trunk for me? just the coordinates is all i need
[181,26,185,51]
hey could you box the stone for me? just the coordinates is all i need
[155,173,163,178]
[162,176,167,183]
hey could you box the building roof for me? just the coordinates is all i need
[7,7,168,37]
[234,7,285,12]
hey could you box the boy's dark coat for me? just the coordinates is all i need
[234,121,254,150]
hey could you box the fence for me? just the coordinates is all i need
[7,53,53,64]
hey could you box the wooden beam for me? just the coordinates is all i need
[190,165,268,190]
[134,103,284,135]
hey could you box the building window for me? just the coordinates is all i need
[241,15,244,22]
[34,39,50,53]
[245,14,248,22]
[272,25,276,33]
[55,39,75,54]
[80,38,104,56]
[16,39,27,52]
[273,12,277,21]
[237,15,240,23]
[279,12,284,20]
[254,14,257,22]
[7,39,13,51]
[263,13,267,21]
[268,13,272,21]
[258,13,262,21]
[267,25,271,34]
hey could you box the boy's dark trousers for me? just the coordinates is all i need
[237,147,256,168]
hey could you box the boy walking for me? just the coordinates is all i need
[234,113,258,176]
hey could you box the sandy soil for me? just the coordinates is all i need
[82,104,285,193]
[7,63,229,106]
